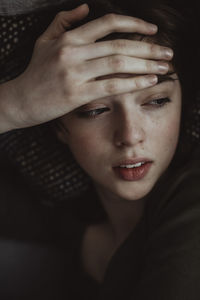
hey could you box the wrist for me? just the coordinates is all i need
[0,79,22,133]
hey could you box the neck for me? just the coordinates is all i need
[95,184,146,246]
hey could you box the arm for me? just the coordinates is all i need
[0,4,172,134]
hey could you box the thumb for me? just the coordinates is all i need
[41,4,89,41]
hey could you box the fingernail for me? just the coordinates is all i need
[149,24,158,33]
[163,48,174,60]
[146,75,158,85]
[158,62,169,74]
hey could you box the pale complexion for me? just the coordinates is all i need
[0,3,176,282]
[58,73,182,282]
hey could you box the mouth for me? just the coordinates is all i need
[118,162,146,168]
[113,159,153,181]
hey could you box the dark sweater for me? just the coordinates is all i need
[0,147,200,300]
[97,149,200,300]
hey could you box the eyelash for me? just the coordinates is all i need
[77,98,171,119]
[77,107,109,118]
[143,97,171,108]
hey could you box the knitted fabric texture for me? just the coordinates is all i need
[0,0,67,15]
[0,11,90,204]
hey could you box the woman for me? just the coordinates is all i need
[0,0,200,299]
[53,0,200,299]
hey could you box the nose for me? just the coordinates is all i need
[113,109,145,148]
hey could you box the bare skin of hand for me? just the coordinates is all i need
[0,3,173,133]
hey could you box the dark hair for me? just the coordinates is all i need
[58,0,199,167]
[67,0,198,101]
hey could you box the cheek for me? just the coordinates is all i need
[149,82,182,156]
[166,118,180,142]
[149,108,181,163]
[66,116,111,155]
[164,104,181,147]
[162,120,180,158]
[66,125,104,167]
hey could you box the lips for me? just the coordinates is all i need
[113,158,153,181]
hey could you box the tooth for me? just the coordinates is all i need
[125,165,135,168]
[133,162,142,167]
[119,162,145,168]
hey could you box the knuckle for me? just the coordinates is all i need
[134,77,143,89]
[132,17,144,28]
[134,17,143,25]
[109,55,125,71]
[56,46,68,61]
[56,65,73,87]
[111,39,127,51]
[62,31,73,44]
[105,13,118,26]
[55,11,66,21]
[145,60,153,72]
[149,43,157,54]
[104,79,119,94]
[56,45,74,63]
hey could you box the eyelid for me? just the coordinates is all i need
[76,104,108,112]
[142,97,171,108]
[76,106,110,118]
[144,93,168,103]
[150,97,170,103]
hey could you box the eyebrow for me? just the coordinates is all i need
[74,72,178,112]
[157,72,178,84]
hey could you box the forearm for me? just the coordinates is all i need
[0,80,20,134]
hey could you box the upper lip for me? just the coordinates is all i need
[113,158,153,167]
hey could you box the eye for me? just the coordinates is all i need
[77,107,110,119]
[143,97,171,108]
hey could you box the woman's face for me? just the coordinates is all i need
[59,73,182,201]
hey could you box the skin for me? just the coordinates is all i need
[0,3,177,282]
[0,4,173,133]
[58,71,182,237]
[59,73,181,198]
[57,72,182,283]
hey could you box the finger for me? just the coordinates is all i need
[79,40,173,61]
[40,4,89,41]
[65,13,157,44]
[78,56,169,81]
[79,75,158,102]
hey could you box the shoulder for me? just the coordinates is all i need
[144,145,200,248]
[147,146,200,223]
[136,148,200,298]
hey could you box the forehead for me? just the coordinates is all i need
[88,73,180,107]
[96,71,177,84]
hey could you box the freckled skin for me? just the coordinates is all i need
[59,76,182,202]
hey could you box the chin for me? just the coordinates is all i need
[109,181,155,201]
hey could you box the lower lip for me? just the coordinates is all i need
[113,162,152,181]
